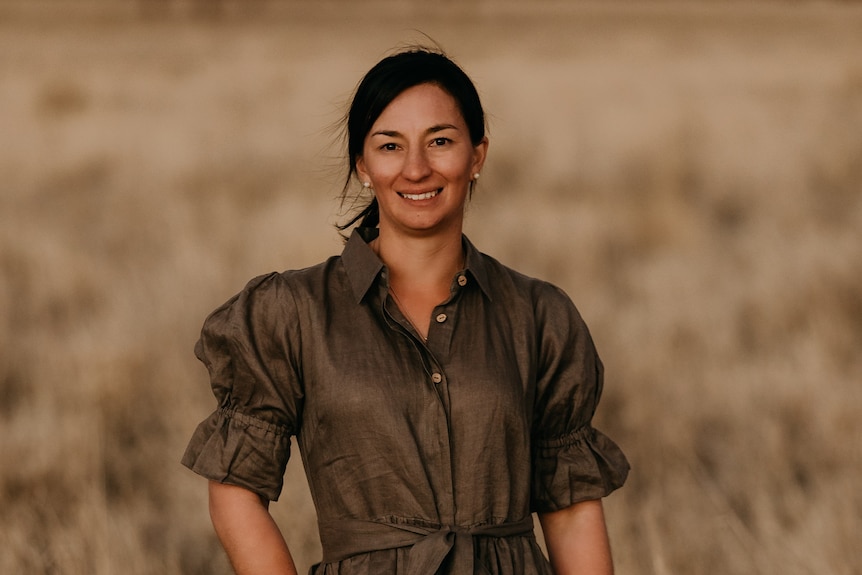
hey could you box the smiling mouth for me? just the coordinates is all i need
[398,188,442,201]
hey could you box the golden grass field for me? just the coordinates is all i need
[1,1,861,573]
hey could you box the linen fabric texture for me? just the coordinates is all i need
[182,228,629,575]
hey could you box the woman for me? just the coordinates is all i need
[182,48,629,575]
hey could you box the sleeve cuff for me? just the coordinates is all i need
[531,425,630,513]
[181,407,291,502]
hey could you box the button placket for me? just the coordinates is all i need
[428,273,470,361]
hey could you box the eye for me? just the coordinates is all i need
[431,137,451,147]
[379,142,399,151]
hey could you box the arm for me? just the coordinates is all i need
[208,481,298,575]
[539,498,614,575]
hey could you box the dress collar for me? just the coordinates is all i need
[341,227,493,304]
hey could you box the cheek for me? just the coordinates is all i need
[363,156,398,179]
[367,167,391,186]
[447,157,475,180]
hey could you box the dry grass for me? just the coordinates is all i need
[1,1,861,574]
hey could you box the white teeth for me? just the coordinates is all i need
[399,189,439,201]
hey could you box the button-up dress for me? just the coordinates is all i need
[182,228,629,574]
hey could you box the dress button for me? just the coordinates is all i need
[436,313,447,323]
[457,275,467,287]
[431,373,443,384]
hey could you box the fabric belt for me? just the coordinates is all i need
[318,516,535,574]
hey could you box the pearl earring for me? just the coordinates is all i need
[362,182,371,189]
[472,172,481,180]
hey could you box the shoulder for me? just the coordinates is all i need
[206,255,342,327]
[479,251,580,313]
[475,250,592,349]
[237,255,342,301]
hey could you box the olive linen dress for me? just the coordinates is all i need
[182,228,629,575]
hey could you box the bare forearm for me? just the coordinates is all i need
[539,499,614,575]
[209,481,298,575]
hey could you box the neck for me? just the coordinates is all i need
[373,227,464,296]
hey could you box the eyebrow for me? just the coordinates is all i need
[370,124,460,138]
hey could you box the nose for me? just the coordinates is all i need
[401,146,432,181]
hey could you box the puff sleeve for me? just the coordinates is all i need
[181,273,303,501]
[530,285,629,513]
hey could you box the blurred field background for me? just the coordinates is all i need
[1,1,861,573]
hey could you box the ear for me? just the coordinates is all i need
[355,156,370,186]
[471,137,489,175]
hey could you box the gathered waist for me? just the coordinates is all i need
[318,516,535,574]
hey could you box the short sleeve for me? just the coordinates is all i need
[181,273,303,501]
[530,285,629,513]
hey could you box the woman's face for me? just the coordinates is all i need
[356,83,487,238]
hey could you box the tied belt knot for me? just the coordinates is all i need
[317,515,535,574]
